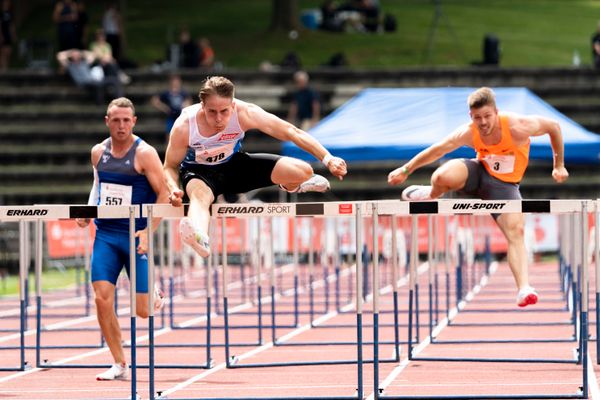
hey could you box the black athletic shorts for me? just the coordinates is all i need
[458,159,522,219]
[180,152,281,198]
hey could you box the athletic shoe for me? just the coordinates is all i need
[96,363,129,381]
[401,185,432,201]
[154,285,165,311]
[516,286,538,307]
[283,174,330,193]
[179,217,210,258]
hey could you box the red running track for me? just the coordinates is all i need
[0,258,598,400]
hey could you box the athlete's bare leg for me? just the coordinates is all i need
[429,159,469,198]
[271,157,313,192]
[93,281,126,366]
[179,179,215,257]
[136,293,150,318]
[185,179,215,236]
[494,212,529,289]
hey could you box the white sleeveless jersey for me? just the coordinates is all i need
[183,103,245,165]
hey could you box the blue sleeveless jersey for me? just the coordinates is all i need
[94,137,157,232]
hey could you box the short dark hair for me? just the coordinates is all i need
[467,87,496,109]
[199,76,235,103]
[107,97,135,116]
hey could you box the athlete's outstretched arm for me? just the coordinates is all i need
[139,144,171,208]
[163,115,189,206]
[241,102,347,180]
[526,116,568,183]
[388,125,471,186]
[135,144,171,254]
[76,144,103,228]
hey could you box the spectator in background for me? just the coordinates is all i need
[53,0,79,51]
[320,0,383,33]
[323,52,348,67]
[287,70,321,131]
[177,27,200,68]
[75,0,89,49]
[102,3,124,63]
[320,0,343,32]
[280,51,301,70]
[56,48,123,105]
[151,74,192,139]
[355,0,381,32]
[198,37,215,68]
[89,28,130,84]
[0,0,16,71]
[592,21,600,68]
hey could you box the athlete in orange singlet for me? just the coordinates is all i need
[387,87,569,307]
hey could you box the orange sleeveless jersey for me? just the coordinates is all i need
[471,115,530,183]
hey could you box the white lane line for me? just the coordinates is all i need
[0,295,270,384]
[159,262,428,398]
[588,353,600,399]
[366,262,497,400]
[159,303,355,398]
[0,264,297,342]
[0,262,355,386]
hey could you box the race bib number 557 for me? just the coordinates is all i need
[100,182,132,205]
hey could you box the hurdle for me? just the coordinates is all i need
[139,204,216,371]
[219,202,362,369]
[152,201,367,400]
[0,220,29,371]
[595,201,600,364]
[267,205,404,353]
[266,212,403,350]
[0,204,204,400]
[281,211,411,349]
[163,215,295,350]
[33,221,112,354]
[213,201,410,371]
[408,200,588,364]
[0,204,178,400]
[373,198,593,400]
[426,211,577,346]
[160,215,285,352]
[0,206,132,371]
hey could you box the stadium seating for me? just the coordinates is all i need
[0,67,599,207]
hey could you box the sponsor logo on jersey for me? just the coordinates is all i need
[219,133,240,141]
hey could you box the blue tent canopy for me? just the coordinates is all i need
[282,87,600,164]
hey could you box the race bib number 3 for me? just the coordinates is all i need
[482,154,515,174]
[100,182,132,205]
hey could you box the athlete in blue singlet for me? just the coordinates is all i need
[164,76,348,258]
[76,97,169,381]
